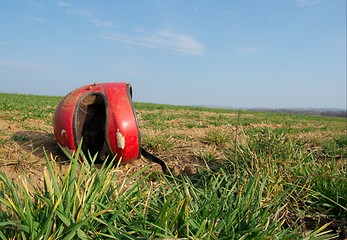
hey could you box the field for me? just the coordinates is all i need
[0,92,346,239]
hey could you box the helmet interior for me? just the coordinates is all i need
[74,93,108,160]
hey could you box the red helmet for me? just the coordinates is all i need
[53,82,141,163]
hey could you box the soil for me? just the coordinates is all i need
[0,112,218,188]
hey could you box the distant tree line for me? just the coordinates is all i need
[275,109,347,118]
[319,110,347,118]
[249,108,347,118]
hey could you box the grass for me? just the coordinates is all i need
[0,93,60,122]
[202,129,232,146]
[142,133,175,152]
[0,92,346,238]
[0,132,344,239]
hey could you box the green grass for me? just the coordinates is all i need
[0,133,343,239]
[142,133,175,152]
[202,129,232,146]
[0,93,61,122]
[0,92,346,238]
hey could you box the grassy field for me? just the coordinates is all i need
[0,92,346,239]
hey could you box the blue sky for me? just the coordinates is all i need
[0,0,346,109]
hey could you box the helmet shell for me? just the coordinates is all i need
[53,82,141,163]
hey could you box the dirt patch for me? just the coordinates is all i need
[0,118,63,186]
[0,113,213,189]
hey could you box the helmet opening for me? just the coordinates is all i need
[74,93,108,159]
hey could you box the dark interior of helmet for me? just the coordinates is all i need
[75,93,108,160]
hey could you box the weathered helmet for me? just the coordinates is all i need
[53,82,141,163]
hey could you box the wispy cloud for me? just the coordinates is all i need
[220,9,233,15]
[235,46,262,55]
[68,8,92,17]
[57,1,112,28]
[26,0,43,8]
[103,29,205,56]
[58,2,92,17]
[0,58,67,74]
[296,0,320,6]
[55,2,204,55]
[28,16,44,22]
[56,1,72,8]
[91,18,112,28]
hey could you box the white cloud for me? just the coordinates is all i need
[28,16,44,22]
[55,2,204,55]
[27,0,43,8]
[133,27,147,33]
[68,8,92,17]
[57,1,72,8]
[103,33,135,45]
[220,9,233,15]
[236,46,262,55]
[57,1,112,28]
[91,18,112,28]
[103,29,205,56]
[296,0,320,6]
[57,1,92,17]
